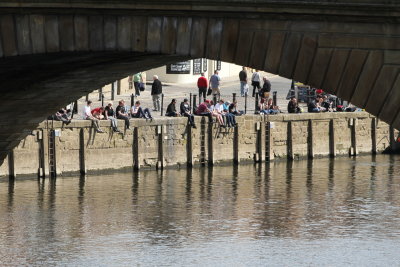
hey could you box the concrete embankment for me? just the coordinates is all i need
[0,113,398,178]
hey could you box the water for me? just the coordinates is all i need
[1,155,400,266]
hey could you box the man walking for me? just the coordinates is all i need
[151,75,162,111]
[133,72,142,97]
[197,73,208,102]
[239,67,247,97]
[210,70,221,100]
[251,70,261,97]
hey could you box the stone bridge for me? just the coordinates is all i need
[0,0,399,163]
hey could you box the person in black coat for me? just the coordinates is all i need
[151,75,162,111]
[287,97,301,113]
[166,99,179,117]
[180,98,196,128]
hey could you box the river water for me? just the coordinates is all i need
[0,155,399,266]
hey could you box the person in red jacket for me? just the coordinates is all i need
[197,72,208,102]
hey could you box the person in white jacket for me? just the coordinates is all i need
[251,70,261,97]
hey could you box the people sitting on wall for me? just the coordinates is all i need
[308,95,326,113]
[215,99,236,127]
[321,95,334,112]
[210,100,226,127]
[103,102,121,133]
[287,97,302,113]
[260,98,280,114]
[195,100,213,122]
[131,101,153,120]
[166,99,180,117]
[91,106,105,120]
[229,101,244,116]
[49,108,72,125]
[83,100,104,133]
[180,98,196,128]
[116,99,131,130]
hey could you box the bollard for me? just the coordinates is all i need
[73,100,78,114]
[161,93,164,116]
[255,93,259,114]
[85,94,89,102]
[232,93,236,104]
[244,93,248,114]
[190,93,192,110]
[273,91,277,107]
[213,94,217,105]
[192,94,197,113]
[111,82,115,100]
[101,94,105,107]
[131,93,134,107]
[98,88,103,101]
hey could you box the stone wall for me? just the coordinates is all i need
[0,113,398,178]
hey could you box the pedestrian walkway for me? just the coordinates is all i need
[76,73,301,118]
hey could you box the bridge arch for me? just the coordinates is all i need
[0,4,400,162]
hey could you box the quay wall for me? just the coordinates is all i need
[0,113,398,178]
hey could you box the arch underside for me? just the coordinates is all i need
[0,9,400,163]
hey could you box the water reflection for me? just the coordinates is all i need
[0,155,399,266]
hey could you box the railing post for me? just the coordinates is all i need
[232,93,236,104]
[192,94,197,114]
[273,91,277,107]
[189,93,192,110]
[130,93,134,108]
[161,93,164,116]
[101,93,104,107]
[213,94,217,105]
[254,93,259,114]
[244,93,248,114]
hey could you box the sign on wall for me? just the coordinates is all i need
[216,60,222,71]
[193,59,202,75]
[203,58,208,72]
[167,61,191,74]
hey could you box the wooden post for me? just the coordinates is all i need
[79,128,86,174]
[287,121,294,160]
[8,150,15,179]
[37,130,45,178]
[308,119,314,159]
[329,119,336,157]
[350,118,358,156]
[133,127,140,170]
[371,118,377,154]
[233,122,239,164]
[187,125,193,167]
[157,125,164,170]
[207,121,214,166]
[389,125,395,152]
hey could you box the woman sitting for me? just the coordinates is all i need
[210,100,226,127]
[260,98,280,115]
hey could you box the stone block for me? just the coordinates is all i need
[308,48,333,88]
[293,34,317,84]
[29,15,45,54]
[190,18,208,58]
[104,15,117,50]
[117,16,131,51]
[249,31,269,70]
[131,16,147,52]
[15,15,32,55]
[323,49,350,93]
[89,15,104,51]
[205,18,223,60]
[161,17,178,55]
[74,15,89,51]
[378,75,400,125]
[59,15,74,52]
[220,18,239,63]
[279,32,303,79]
[265,32,286,74]
[0,15,18,56]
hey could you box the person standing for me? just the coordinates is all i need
[133,72,142,97]
[197,73,208,102]
[251,70,261,97]
[259,76,271,99]
[239,67,248,97]
[151,75,162,111]
[210,70,221,100]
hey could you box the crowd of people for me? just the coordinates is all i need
[49,68,360,132]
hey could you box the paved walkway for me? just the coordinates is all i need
[76,73,302,119]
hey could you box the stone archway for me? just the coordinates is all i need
[0,2,400,162]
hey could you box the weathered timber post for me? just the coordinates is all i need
[287,121,294,160]
[308,119,314,159]
[79,128,86,175]
[371,118,377,154]
[329,119,336,157]
[8,150,15,179]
